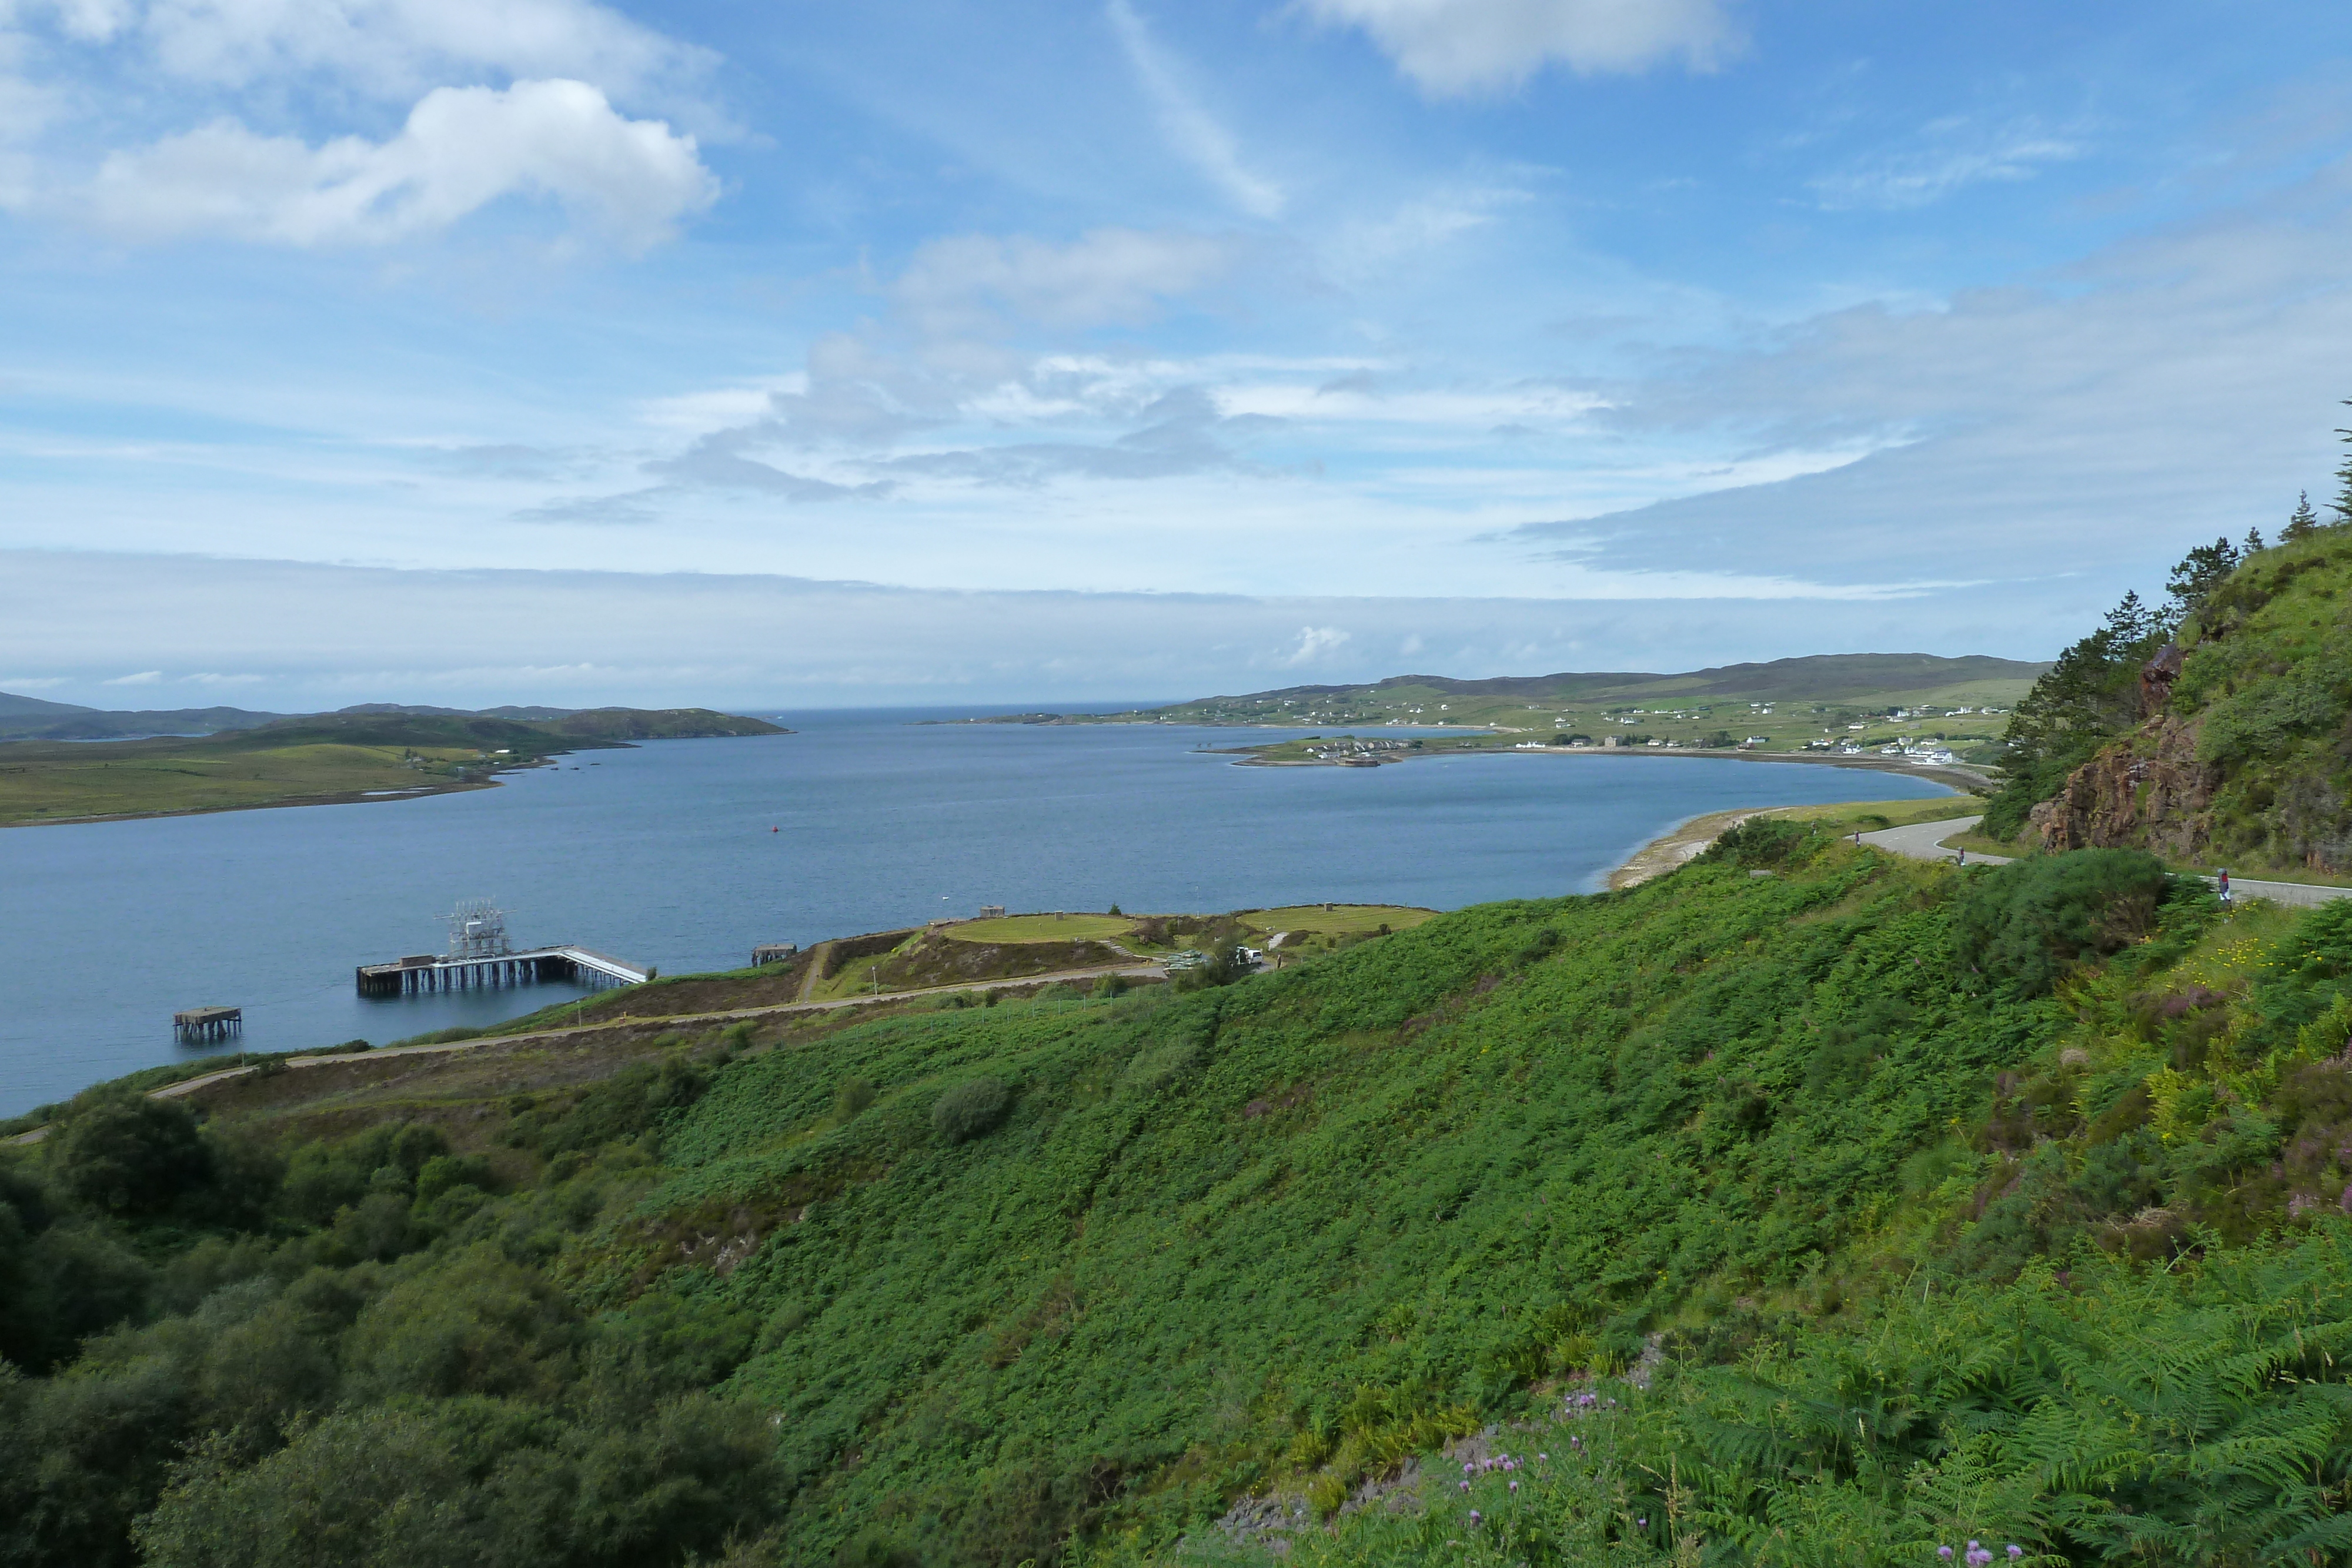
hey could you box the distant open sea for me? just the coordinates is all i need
[0,707,1952,1116]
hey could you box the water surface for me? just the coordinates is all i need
[0,709,1950,1115]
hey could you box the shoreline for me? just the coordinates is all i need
[1608,808,1765,890]
[1234,740,1996,795]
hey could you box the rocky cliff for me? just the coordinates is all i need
[2029,528,2352,873]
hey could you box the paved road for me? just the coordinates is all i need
[1858,815,2350,907]
[5,957,1165,1145]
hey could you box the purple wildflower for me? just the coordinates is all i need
[2007,1550,2022,1562]
[1469,1510,1482,1526]
[1938,1550,1953,1563]
[1459,1481,1470,1493]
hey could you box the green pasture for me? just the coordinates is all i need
[1237,903,1435,935]
[946,912,1137,943]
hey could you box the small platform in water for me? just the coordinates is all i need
[173,1005,242,1042]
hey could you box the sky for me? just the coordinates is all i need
[4,0,2351,710]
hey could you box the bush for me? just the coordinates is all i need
[832,1079,877,1122]
[931,1079,1013,1145]
[1953,848,2176,995]
[51,1093,213,1217]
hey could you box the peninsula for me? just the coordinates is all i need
[0,703,788,827]
[974,651,2046,764]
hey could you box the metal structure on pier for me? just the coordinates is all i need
[445,898,513,961]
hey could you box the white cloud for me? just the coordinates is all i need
[179,670,261,684]
[1302,0,1738,96]
[1810,116,2085,210]
[892,228,1237,335]
[0,674,71,688]
[26,0,710,102]
[81,78,715,247]
[102,668,162,683]
[1105,0,1283,218]
[1286,624,1352,664]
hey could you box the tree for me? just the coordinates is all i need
[2283,490,2321,541]
[1983,589,2172,837]
[2165,540,2239,624]
[2336,400,2352,525]
[51,1093,213,1218]
[2243,525,2264,555]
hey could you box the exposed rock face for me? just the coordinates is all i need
[2030,711,2220,858]
[2139,642,2184,719]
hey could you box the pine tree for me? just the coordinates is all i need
[2335,400,2352,524]
[2283,490,2320,542]
[2164,539,2239,624]
[2243,526,2264,554]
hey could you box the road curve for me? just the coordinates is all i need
[1859,815,2350,908]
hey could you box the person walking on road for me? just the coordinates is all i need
[2219,868,2231,903]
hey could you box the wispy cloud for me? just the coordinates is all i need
[1105,0,1284,218]
[1301,0,1739,96]
[1810,116,2086,210]
[102,669,163,684]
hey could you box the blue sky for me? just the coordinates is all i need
[4,0,2351,708]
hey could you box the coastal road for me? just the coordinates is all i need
[1859,816,2350,907]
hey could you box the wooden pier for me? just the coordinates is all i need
[174,1005,242,1042]
[355,945,649,998]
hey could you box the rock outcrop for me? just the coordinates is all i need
[2030,705,2221,860]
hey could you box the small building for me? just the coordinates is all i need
[751,942,798,966]
[978,904,1007,918]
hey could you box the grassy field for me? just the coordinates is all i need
[0,740,485,825]
[1764,794,1984,833]
[1237,904,1435,936]
[947,913,1138,944]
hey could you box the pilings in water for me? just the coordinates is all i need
[173,1006,242,1042]
[355,945,647,998]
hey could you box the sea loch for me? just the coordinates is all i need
[0,708,1950,1115]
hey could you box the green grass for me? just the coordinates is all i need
[947,914,1140,944]
[1235,904,1434,935]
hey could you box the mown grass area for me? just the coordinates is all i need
[0,740,483,825]
[1236,903,1435,937]
[948,914,1139,944]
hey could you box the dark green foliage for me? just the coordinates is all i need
[831,1078,878,1121]
[1950,849,2177,995]
[2284,489,2321,541]
[1984,590,2171,836]
[932,1078,1014,1144]
[51,1092,213,1216]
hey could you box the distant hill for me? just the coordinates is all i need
[0,694,288,741]
[0,694,779,744]
[987,654,2051,755]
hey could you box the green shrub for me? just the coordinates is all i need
[50,1093,212,1218]
[832,1079,877,1122]
[931,1079,1013,1145]
[1952,848,2177,995]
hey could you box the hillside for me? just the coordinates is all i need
[6,822,2351,1566]
[0,708,789,826]
[2000,523,2352,876]
[987,654,2047,760]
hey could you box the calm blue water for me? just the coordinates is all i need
[0,708,1950,1115]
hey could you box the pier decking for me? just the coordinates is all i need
[355,945,648,997]
[173,1005,242,1042]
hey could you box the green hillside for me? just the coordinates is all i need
[988,654,2047,761]
[8,823,2352,1566]
[1988,517,2352,877]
